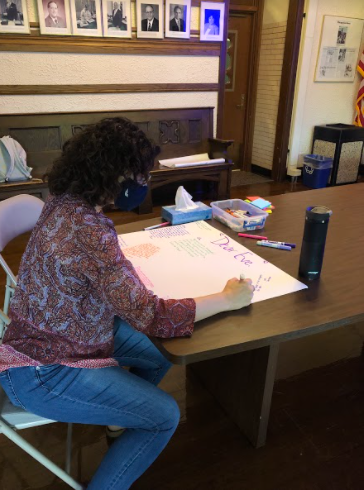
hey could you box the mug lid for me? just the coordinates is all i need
[306,205,332,221]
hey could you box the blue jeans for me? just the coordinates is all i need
[0,318,178,490]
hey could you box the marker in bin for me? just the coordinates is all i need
[225,208,251,218]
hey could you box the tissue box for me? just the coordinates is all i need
[161,202,212,225]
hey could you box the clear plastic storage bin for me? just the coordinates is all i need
[210,199,268,232]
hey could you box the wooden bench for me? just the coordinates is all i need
[0,108,233,212]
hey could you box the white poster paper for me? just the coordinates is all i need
[118,221,307,303]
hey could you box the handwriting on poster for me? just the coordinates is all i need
[211,233,254,266]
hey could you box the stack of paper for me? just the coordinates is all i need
[159,153,225,169]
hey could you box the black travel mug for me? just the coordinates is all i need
[298,205,332,280]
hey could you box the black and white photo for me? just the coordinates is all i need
[136,0,163,39]
[102,0,131,37]
[70,0,102,36]
[0,0,29,33]
[165,0,190,39]
[338,48,346,62]
[200,1,224,42]
[336,26,347,45]
[38,0,71,35]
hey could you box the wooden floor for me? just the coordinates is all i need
[1,179,364,490]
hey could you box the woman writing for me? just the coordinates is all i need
[0,118,254,489]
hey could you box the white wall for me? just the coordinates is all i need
[0,2,219,132]
[288,0,364,168]
[262,0,289,25]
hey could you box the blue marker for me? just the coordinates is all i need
[257,241,291,251]
[261,240,296,248]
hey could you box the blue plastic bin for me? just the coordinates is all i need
[302,155,333,189]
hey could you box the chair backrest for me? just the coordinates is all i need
[0,195,44,252]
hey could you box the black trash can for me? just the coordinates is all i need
[312,124,364,185]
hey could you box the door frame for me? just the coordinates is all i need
[271,0,305,181]
[217,1,264,173]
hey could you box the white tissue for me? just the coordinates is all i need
[175,186,199,212]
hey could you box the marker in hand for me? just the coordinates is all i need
[240,273,255,296]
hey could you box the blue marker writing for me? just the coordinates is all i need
[261,240,296,248]
[256,241,291,251]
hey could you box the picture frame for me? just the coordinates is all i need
[0,0,30,34]
[102,0,131,38]
[70,0,102,36]
[37,0,72,35]
[136,0,163,39]
[200,1,224,42]
[165,0,190,39]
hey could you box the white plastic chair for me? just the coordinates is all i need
[0,309,83,490]
[0,194,44,338]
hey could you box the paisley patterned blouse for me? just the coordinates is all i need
[0,194,196,372]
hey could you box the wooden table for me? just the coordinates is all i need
[117,184,364,448]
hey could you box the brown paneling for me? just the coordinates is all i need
[0,34,221,56]
[272,0,305,181]
[217,0,264,160]
[228,4,258,11]
[0,108,214,178]
[0,83,219,96]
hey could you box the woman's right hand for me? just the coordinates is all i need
[194,276,255,322]
[221,277,255,311]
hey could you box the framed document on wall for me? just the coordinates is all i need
[0,0,30,34]
[315,15,364,82]
[70,0,103,36]
[136,0,164,39]
[37,0,72,35]
[200,1,224,42]
[165,0,190,39]
[102,0,131,38]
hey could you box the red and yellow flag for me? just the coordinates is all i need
[354,50,364,127]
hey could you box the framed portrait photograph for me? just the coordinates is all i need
[165,0,190,39]
[102,0,131,38]
[70,0,102,36]
[0,0,30,33]
[136,0,163,39]
[200,1,225,42]
[37,0,72,35]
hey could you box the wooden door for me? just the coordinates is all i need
[222,14,253,168]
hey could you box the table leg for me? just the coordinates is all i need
[217,168,232,199]
[137,188,153,214]
[187,343,279,448]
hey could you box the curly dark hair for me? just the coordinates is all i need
[46,117,159,207]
